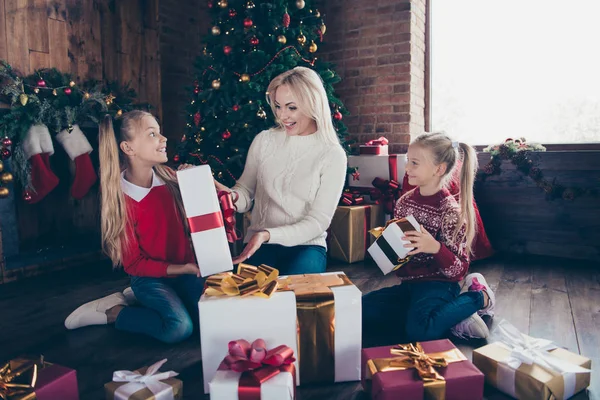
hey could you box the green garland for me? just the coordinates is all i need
[476,138,597,201]
[0,60,149,192]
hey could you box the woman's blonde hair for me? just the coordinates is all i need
[266,66,340,146]
[412,132,478,255]
[98,110,187,267]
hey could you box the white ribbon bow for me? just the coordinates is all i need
[495,320,590,399]
[112,359,179,400]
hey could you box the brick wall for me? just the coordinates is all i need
[159,0,210,152]
[320,0,427,153]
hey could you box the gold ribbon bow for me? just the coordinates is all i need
[369,218,416,267]
[366,343,467,400]
[204,263,278,298]
[0,357,47,400]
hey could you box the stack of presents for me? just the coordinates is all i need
[1,141,592,399]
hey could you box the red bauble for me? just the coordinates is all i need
[2,137,12,147]
[232,105,240,111]
[282,12,290,28]
[222,130,232,140]
[194,112,202,126]
[223,45,232,55]
[37,79,46,87]
[64,88,72,95]
[208,0,213,8]
[194,87,200,94]
[1,148,11,159]
[173,155,180,162]
[249,36,259,46]
[23,191,32,202]
[229,8,237,17]
[333,111,343,121]
[243,17,253,28]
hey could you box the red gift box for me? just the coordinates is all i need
[361,339,484,400]
[1,358,79,400]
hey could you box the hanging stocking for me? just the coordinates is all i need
[56,124,97,199]
[22,124,60,203]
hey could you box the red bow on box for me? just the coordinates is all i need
[371,177,401,214]
[218,190,239,243]
[220,339,296,400]
[360,137,389,155]
[365,137,389,146]
[340,190,365,206]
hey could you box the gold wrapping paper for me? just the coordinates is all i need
[205,263,278,298]
[328,205,385,263]
[0,357,52,400]
[473,343,591,400]
[103,366,182,400]
[277,274,353,384]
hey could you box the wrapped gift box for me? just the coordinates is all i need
[347,154,406,189]
[210,370,294,400]
[199,271,362,393]
[328,204,385,263]
[359,136,389,155]
[177,165,233,277]
[361,340,484,400]
[1,357,79,400]
[104,359,182,400]
[367,215,420,275]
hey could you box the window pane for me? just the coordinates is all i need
[431,0,600,144]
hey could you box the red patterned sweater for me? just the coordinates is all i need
[393,187,470,282]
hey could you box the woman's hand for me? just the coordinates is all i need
[167,263,201,277]
[402,225,441,255]
[232,230,270,264]
[177,163,194,171]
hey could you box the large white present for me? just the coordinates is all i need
[347,154,406,189]
[177,165,233,277]
[199,268,362,394]
[367,215,420,275]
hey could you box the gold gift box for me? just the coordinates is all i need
[104,366,182,400]
[328,205,385,263]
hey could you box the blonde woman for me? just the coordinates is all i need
[64,111,204,343]
[216,67,347,274]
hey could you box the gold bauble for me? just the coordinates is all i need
[1,172,13,184]
[0,160,3,172]
[211,25,221,35]
[320,23,326,34]
[19,93,28,106]
[297,33,306,45]
[69,81,76,87]
[240,74,250,83]
[243,123,249,128]
[218,0,227,7]
[246,0,255,8]
[116,109,123,117]
[0,187,9,198]
[314,9,321,17]
[296,0,305,9]
[212,79,221,89]
[256,108,267,119]
[52,89,58,96]
[34,88,40,94]
[83,92,90,100]
[309,41,318,53]
[277,35,287,44]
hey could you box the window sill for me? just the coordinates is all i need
[474,143,600,152]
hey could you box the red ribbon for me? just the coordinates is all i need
[363,205,372,253]
[371,177,401,214]
[219,339,297,400]
[218,190,239,243]
[388,155,399,182]
[360,137,389,155]
[188,212,224,233]
[340,190,365,206]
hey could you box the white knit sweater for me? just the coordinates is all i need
[232,128,347,248]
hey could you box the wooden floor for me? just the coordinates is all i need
[1,254,598,399]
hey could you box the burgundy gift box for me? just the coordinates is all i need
[2,358,79,400]
[361,339,483,400]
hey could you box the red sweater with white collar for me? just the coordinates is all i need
[393,187,470,282]
[121,184,195,278]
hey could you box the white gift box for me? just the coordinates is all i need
[367,215,420,275]
[347,154,406,188]
[177,165,233,277]
[209,370,294,400]
[199,272,362,394]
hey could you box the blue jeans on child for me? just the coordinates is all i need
[115,274,205,344]
[246,244,327,275]
[362,280,484,346]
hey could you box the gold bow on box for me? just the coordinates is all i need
[0,356,49,400]
[366,343,466,400]
[205,263,279,298]
[369,217,419,269]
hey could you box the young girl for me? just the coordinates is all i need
[362,132,495,345]
[64,111,204,344]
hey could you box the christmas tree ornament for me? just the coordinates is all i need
[223,45,233,55]
[244,123,249,128]
[297,32,306,45]
[201,127,206,131]
[173,155,180,162]
[333,110,343,121]
[208,0,213,7]
[56,124,98,199]
[320,22,326,34]
[23,190,32,202]
[194,87,200,94]
[105,93,115,104]
[116,109,123,117]
[69,81,76,87]
[282,11,290,28]
[1,147,11,159]
[19,93,28,106]
[196,137,202,144]
[296,0,305,9]
[194,112,202,126]
[218,0,227,8]
[232,104,240,111]
[83,92,90,99]
[64,87,72,95]
[3,137,14,147]
[212,79,221,89]
[1,172,13,184]
[309,40,318,52]
[52,89,58,96]
[277,35,287,44]
[222,130,232,139]
[249,36,259,46]
[246,0,255,8]
[229,8,237,17]
[256,107,267,119]
[314,9,321,17]
[243,17,253,28]
[0,160,3,172]
[240,74,250,83]
[212,25,221,35]
[34,88,39,94]
[37,79,46,87]
[0,187,9,198]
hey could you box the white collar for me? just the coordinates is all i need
[121,170,165,202]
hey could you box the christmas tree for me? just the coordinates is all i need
[176,0,350,186]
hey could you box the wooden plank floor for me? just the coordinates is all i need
[0,254,598,399]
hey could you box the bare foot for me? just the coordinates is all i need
[106,305,125,324]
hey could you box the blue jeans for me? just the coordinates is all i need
[246,244,327,275]
[115,274,205,344]
[362,281,484,346]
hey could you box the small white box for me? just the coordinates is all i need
[367,215,420,275]
[199,272,362,393]
[209,369,294,400]
[347,154,406,188]
[177,165,233,277]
